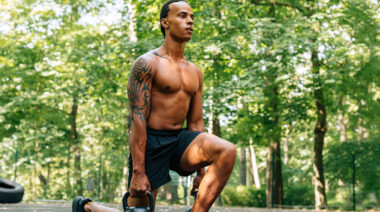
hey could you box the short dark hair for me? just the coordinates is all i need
[160,0,187,38]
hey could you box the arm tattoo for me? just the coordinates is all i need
[127,57,153,124]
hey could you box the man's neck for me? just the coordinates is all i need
[158,36,187,62]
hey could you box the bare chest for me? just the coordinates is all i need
[154,62,199,96]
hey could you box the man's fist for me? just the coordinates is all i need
[129,172,151,198]
[191,172,203,196]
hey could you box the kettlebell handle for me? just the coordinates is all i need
[122,191,154,212]
[193,189,198,199]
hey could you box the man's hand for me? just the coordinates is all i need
[129,172,151,198]
[191,169,205,196]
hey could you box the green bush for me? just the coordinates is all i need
[283,183,314,206]
[221,185,266,207]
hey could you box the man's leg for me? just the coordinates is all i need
[83,202,121,212]
[81,189,158,212]
[180,133,237,212]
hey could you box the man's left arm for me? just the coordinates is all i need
[186,66,205,195]
[187,66,205,132]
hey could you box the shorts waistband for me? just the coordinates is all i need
[147,128,183,136]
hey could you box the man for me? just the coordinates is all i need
[72,1,236,211]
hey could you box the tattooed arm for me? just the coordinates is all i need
[127,55,155,197]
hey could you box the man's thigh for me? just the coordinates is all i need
[179,132,235,171]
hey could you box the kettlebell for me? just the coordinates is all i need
[122,191,154,212]
[193,189,198,199]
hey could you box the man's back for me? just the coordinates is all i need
[138,49,202,131]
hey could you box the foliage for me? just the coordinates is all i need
[284,183,314,206]
[221,185,266,207]
[325,138,380,205]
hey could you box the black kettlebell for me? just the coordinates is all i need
[193,189,198,199]
[122,191,154,212]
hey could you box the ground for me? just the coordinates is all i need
[0,202,362,212]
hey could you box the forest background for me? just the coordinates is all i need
[0,0,379,210]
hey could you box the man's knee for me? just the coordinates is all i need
[203,135,237,161]
[219,141,237,164]
[184,134,236,167]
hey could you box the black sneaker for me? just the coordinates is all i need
[72,196,92,212]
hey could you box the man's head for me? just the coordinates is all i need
[160,0,194,41]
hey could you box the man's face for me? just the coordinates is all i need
[164,2,194,42]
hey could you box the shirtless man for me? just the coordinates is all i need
[72,1,236,211]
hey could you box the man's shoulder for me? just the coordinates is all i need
[134,51,157,64]
[187,61,202,76]
[132,51,158,73]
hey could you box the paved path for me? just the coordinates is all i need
[0,202,358,212]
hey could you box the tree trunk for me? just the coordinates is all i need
[264,73,283,207]
[338,98,347,142]
[266,141,283,207]
[269,59,283,208]
[338,112,347,142]
[283,125,290,164]
[272,142,283,206]
[33,121,39,200]
[47,163,50,198]
[265,146,273,208]
[212,111,221,138]
[264,4,283,205]
[311,50,328,209]
[168,181,179,204]
[38,164,50,198]
[127,0,137,42]
[239,148,247,185]
[71,96,83,195]
[159,181,179,204]
[357,72,371,141]
[158,183,166,200]
[66,138,71,197]
[247,148,254,185]
[249,142,261,189]
[33,96,40,200]
[357,118,365,141]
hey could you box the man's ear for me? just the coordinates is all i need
[161,18,169,30]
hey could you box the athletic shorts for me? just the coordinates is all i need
[128,128,202,190]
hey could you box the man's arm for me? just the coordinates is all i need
[127,55,155,196]
[186,66,206,195]
[186,66,205,132]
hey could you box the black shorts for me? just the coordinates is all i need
[128,128,202,190]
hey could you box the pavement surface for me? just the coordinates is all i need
[0,202,322,212]
[0,202,352,212]
[4,202,380,212]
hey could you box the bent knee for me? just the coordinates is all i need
[221,142,237,160]
[195,134,237,162]
[216,142,236,172]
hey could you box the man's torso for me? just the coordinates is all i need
[146,50,200,130]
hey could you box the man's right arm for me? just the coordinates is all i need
[127,55,154,196]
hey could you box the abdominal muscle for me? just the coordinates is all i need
[147,91,191,131]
